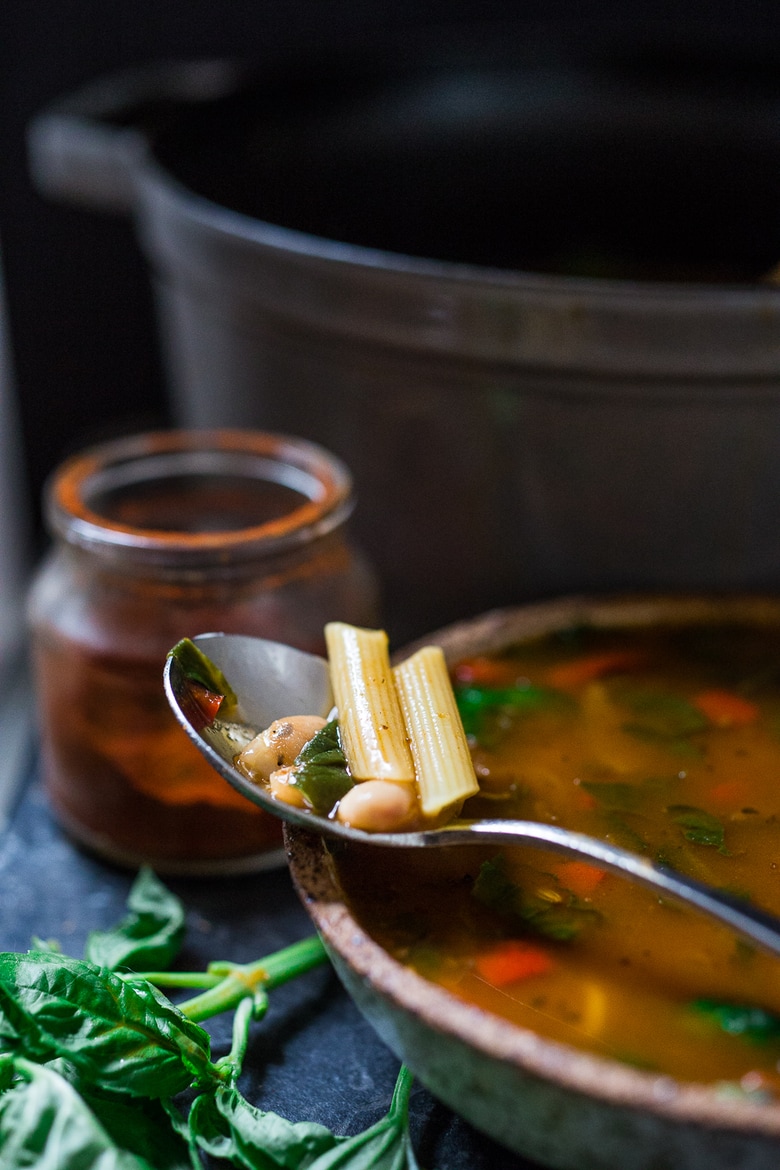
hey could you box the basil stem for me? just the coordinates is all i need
[175,935,329,1023]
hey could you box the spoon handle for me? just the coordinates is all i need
[410,819,780,960]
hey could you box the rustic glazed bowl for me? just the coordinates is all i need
[285,595,780,1170]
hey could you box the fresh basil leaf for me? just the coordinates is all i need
[288,720,354,815]
[306,1114,418,1170]
[29,936,62,954]
[188,1091,235,1160]
[472,856,600,942]
[190,1084,342,1169]
[80,1083,192,1170]
[306,1064,422,1170]
[0,980,51,1060]
[0,1058,157,1169]
[0,952,213,1097]
[667,806,729,854]
[691,1000,780,1043]
[85,868,185,972]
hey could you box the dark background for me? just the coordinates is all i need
[3,0,780,548]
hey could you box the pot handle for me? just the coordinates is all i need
[27,59,244,213]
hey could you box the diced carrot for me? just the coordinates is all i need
[710,779,751,809]
[556,860,606,898]
[453,656,520,687]
[474,940,555,987]
[573,787,598,812]
[692,689,759,728]
[546,650,646,690]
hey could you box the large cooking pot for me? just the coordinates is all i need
[28,23,780,640]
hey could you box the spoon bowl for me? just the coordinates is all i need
[164,629,780,958]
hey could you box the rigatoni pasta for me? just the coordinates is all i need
[324,622,415,784]
[393,645,479,817]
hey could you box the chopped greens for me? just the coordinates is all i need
[167,638,238,718]
[667,806,729,854]
[455,683,570,746]
[582,775,676,816]
[287,719,354,814]
[582,781,641,813]
[691,1000,780,1043]
[617,691,706,757]
[472,856,601,942]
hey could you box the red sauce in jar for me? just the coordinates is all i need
[29,430,378,873]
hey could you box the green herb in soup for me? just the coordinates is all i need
[335,621,780,1092]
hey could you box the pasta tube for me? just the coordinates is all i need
[394,645,479,817]
[325,622,415,782]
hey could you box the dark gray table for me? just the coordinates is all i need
[0,753,540,1169]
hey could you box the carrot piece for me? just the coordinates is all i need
[573,787,597,812]
[692,689,759,728]
[474,940,555,987]
[556,860,606,898]
[710,779,751,809]
[546,650,646,690]
[453,656,519,687]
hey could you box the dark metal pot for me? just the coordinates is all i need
[28,23,780,639]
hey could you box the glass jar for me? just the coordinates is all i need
[28,429,378,874]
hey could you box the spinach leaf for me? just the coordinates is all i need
[667,806,729,854]
[85,867,185,972]
[455,683,569,747]
[473,856,601,942]
[582,775,675,813]
[0,1058,158,1169]
[618,691,706,757]
[691,1000,780,1043]
[620,692,707,738]
[0,951,213,1097]
[288,720,354,815]
[167,638,238,713]
[582,781,645,812]
[603,812,650,854]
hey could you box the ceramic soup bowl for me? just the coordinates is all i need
[285,594,780,1170]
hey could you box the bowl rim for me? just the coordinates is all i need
[286,592,780,1137]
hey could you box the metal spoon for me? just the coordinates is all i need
[164,632,780,959]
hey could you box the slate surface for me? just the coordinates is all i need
[0,763,541,1169]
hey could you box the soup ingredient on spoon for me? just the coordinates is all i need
[233,622,479,831]
[236,715,327,785]
[325,621,415,782]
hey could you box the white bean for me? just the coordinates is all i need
[336,780,417,833]
[236,715,326,783]
[268,766,308,808]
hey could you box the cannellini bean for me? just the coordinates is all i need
[269,766,308,808]
[336,780,418,833]
[236,715,326,783]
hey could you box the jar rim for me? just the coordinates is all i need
[46,429,355,565]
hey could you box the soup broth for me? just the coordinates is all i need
[335,621,780,1093]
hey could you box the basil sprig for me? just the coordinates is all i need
[0,871,427,1170]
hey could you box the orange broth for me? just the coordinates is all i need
[335,622,780,1094]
